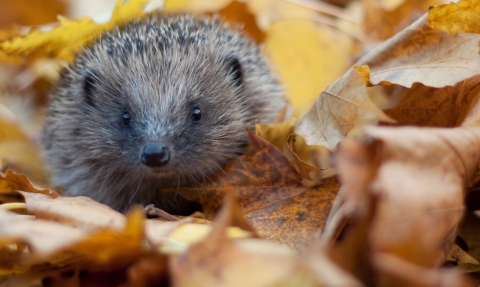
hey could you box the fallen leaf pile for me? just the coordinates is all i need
[1,0,480,286]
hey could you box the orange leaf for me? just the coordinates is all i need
[0,169,58,204]
[169,130,339,249]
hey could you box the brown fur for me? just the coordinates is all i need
[43,14,284,214]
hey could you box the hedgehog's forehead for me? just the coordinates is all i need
[79,42,228,108]
[96,22,221,60]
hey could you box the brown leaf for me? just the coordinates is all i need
[0,0,66,28]
[358,14,480,89]
[20,192,125,230]
[297,4,480,150]
[286,133,323,180]
[385,75,480,127]
[295,67,393,151]
[329,126,480,268]
[372,252,473,287]
[0,169,58,204]
[20,190,187,250]
[302,241,365,287]
[120,254,168,287]
[447,243,479,265]
[363,0,441,41]
[216,1,265,43]
[256,120,326,180]
[0,209,86,270]
[145,219,185,247]
[0,206,147,273]
[169,195,299,287]
[52,206,147,271]
[169,130,339,249]
[454,210,480,272]
[320,136,474,286]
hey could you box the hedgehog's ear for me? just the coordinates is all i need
[225,57,242,87]
[83,70,99,107]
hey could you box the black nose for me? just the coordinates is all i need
[141,143,170,167]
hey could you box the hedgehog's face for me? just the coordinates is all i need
[71,47,252,187]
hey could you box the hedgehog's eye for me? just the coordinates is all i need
[191,107,201,122]
[123,112,131,125]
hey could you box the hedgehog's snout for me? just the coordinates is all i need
[141,142,170,167]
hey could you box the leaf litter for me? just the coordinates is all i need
[1,0,480,286]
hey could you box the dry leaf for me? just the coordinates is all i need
[169,196,299,287]
[264,19,352,116]
[302,241,365,287]
[297,4,480,150]
[256,120,325,180]
[168,130,339,249]
[20,192,126,230]
[286,133,323,180]
[120,254,168,287]
[0,0,149,63]
[0,209,86,270]
[0,205,147,274]
[0,169,58,204]
[163,0,232,13]
[363,0,442,41]
[372,252,473,287]
[215,1,265,43]
[0,0,66,28]
[428,0,480,34]
[358,14,480,89]
[0,105,46,182]
[330,126,480,268]
[385,76,480,127]
[49,206,147,271]
[295,67,393,151]
[256,119,296,152]
[447,243,479,265]
[455,210,480,272]
[2,0,480,285]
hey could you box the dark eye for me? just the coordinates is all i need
[123,112,131,125]
[191,107,201,122]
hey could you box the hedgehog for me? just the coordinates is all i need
[43,14,284,214]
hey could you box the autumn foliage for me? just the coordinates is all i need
[1,0,480,286]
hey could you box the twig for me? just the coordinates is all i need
[144,204,180,221]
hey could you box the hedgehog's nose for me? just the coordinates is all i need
[141,143,170,167]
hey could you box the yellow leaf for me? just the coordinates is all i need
[163,0,193,11]
[164,0,232,13]
[256,118,296,151]
[264,20,351,117]
[0,0,149,63]
[256,120,325,180]
[428,0,480,34]
[0,105,46,182]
